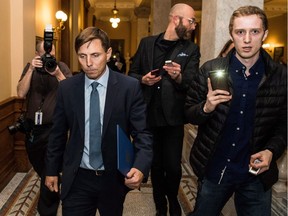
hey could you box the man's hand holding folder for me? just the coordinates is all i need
[117,125,144,190]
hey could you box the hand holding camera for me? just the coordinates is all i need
[30,56,43,70]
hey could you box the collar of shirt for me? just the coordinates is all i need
[230,53,265,78]
[85,66,110,89]
[157,33,177,47]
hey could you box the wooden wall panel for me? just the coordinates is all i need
[0,97,31,191]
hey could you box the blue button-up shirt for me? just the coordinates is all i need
[206,53,265,184]
[80,66,109,170]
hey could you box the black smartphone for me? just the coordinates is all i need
[209,70,230,93]
[151,69,160,76]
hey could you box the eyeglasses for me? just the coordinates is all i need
[178,16,196,25]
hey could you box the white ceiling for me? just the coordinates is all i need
[88,0,287,22]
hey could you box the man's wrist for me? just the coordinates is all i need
[29,64,35,71]
[203,104,210,113]
[265,149,273,158]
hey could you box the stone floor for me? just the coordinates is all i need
[1,163,286,216]
[0,163,195,216]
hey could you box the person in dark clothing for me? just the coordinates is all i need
[185,6,287,216]
[129,3,200,216]
[108,50,126,74]
[17,40,72,216]
[45,27,153,216]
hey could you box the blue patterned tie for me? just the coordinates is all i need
[89,82,103,169]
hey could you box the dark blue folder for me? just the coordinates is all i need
[117,125,135,176]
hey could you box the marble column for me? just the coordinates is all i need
[273,150,287,197]
[200,0,263,65]
[134,6,151,46]
[71,0,81,72]
[151,0,171,35]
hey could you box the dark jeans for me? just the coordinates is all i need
[190,177,272,216]
[62,168,128,216]
[150,125,184,214]
[25,124,60,216]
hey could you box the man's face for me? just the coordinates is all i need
[231,15,268,61]
[77,39,111,79]
[175,18,194,40]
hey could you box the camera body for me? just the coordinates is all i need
[37,25,57,73]
[8,113,32,135]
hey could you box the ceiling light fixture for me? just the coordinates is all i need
[109,0,120,28]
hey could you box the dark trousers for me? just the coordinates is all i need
[62,168,128,216]
[189,177,272,216]
[25,125,60,216]
[150,125,184,213]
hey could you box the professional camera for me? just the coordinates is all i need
[8,113,31,135]
[38,24,57,73]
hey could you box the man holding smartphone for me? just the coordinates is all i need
[128,3,200,216]
[185,6,287,216]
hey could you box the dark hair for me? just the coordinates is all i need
[74,27,110,53]
[229,6,268,35]
[217,40,234,58]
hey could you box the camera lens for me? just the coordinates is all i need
[44,59,57,72]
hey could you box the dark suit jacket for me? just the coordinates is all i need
[45,69,153,199]
[128,33,200,125]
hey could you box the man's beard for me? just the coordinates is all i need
[175,20,192,40]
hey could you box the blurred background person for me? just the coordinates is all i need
[108,50,126,74]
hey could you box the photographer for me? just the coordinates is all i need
[17,39,72,216]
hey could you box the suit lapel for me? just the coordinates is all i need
[73,73,85,139]
[170,40,184,60]
[147,35,159,70]
[102,70,119,138]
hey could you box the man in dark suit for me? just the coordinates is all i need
[45,27,153,216]
[128,3,200,216]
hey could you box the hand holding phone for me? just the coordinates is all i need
[165,60,173,67]
[249,159,261,175]
[151,69,160,77]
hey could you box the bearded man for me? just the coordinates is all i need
[128,3,200,216]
